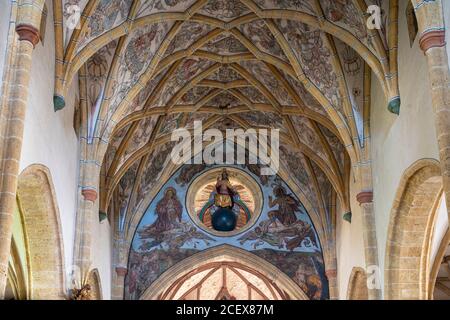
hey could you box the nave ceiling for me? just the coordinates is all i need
[52,0,400,248]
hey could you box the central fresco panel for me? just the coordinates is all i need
[125,163,329,300]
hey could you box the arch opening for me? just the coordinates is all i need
[140,245,308,300]
[17,165,66,300]
[347,267,368,300]
[385,159,442,299]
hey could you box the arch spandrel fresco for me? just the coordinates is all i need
[125,164,328,300]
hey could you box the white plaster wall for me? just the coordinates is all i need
[91,218,112,299]
[430,196,448,266]
[336,169,366,299]
[20,0,79,286]
[370,0,440,297]
[0,2,12,83]
[18,1,114,298]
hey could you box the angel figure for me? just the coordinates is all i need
[268,185,300,226]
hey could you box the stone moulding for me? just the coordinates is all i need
[15,24,40,48]
[388,96,401,115]
[419,29,446,53]
[356,191,373,205]
[81,188,98,202]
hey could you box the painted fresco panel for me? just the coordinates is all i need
[125,163,328,300]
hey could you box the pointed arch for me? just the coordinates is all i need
[346,267,368,300]
[17,164,66,299]
[140,245,308,300]
[87,268,103,300]
[385,159,443,299]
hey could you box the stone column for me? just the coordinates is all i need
[72,185,97,286]
[113,266,128,300]
[419,30,450,220]
[325,268,338,300]
[0,24,40,298]
[111,235,130,300]
[322,241,339,300]
[356,191,382,300]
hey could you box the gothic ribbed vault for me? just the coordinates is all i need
[53,0,400,271]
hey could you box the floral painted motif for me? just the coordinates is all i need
[108,22,173,119]
[158,114,183,137]
[253,0,315,15]
[214,117,241,131]
[118,162,140,219]
[118,117,158,170]
[207,92,241,108]
[199,0,250,21]
[239,61,295,106]
[184,113,213,129]
[239,20,288,61]
[124,25,160,74]
[238,87,269,104]
[134,142,176,210]
[239,111,287,133]
[320,0,368,44]
[152,58,213,107]
[130,68,168,113]
[179,87,213,105]
[279,145,320,215]
[284,72,328,117]
[207,66,242,82]
[201,35,248,55]
[276,19,343,113]
[318,124,345,175]
[86,41,117,118]
[310,161,333,232]
[104,124,131,173]
[164,22,213,58]
[334,38,365,143]
[77,0,133,52]
[290,116,327,162]
[136,0,197,18]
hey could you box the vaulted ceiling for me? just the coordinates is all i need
[54,0,398,244]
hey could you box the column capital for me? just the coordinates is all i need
[356,191,373,205]
[81,188,98,202]
[419,30,446,53]
[15,24,40,48]
[325,269,337,279]
[115,266,128,277]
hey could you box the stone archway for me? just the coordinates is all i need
[17,164,66,299]
[385,159,442,299]
[346,267,368,300]
[140,245,308,300]
[86,268,102,300]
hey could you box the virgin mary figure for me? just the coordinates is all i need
[153,187,183,232]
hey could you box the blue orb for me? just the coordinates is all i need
[212,207,237,232]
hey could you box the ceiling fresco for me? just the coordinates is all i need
[125,164,328,300]
[55,0,400,299]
